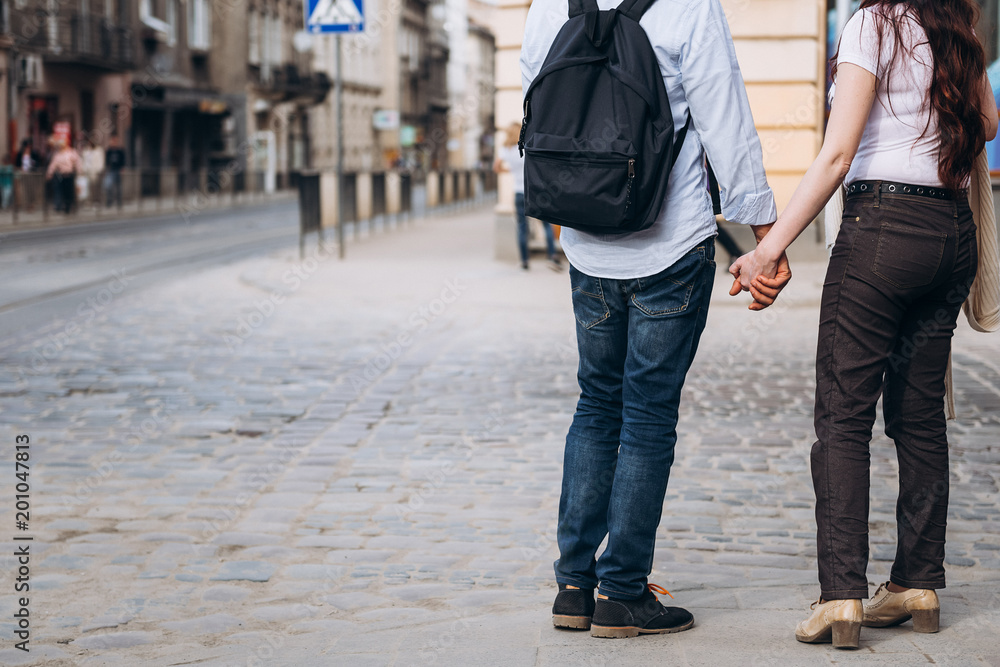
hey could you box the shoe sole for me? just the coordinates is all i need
[552,615,591,630]
[590,618,694,638]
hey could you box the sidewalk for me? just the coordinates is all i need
[0,190,296,232]
[1,205,998,666]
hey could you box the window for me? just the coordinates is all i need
[977,0,1000,64]
[140,0,177,45]
[188,0,211,51]
[166,0,176,46]
[269,11,283,65]
[249,10,261,65]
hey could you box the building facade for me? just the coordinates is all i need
[240,0,330,187]
[132,0,329,188]
[5,0,134,164]
[309,8,384,172]
[447,0,496,170]
[310,0,494,174]
[1,0,329,190]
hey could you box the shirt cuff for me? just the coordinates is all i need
[726,190,778,227]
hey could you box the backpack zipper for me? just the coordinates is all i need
[527,152,637,215]
[625,159,636,215]
[518,100,529,157]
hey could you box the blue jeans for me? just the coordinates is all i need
[555,239,716,599]
[515,192,556,264]
[104,170,122,208]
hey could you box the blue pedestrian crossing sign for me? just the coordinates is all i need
[306,0,364,33]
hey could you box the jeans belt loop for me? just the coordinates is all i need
[873,180,882,209]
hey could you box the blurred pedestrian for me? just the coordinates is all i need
[17,141,34,172]
[81,138,105,205]
[47,140,81,214]
[730,0,999,648]
[15,141,38,212]
[495,122,561,271]
[104,134,125,209]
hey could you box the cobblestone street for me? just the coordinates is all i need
[1,206,999,666]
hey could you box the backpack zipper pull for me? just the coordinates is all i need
[625,159,635,214]
[518,100,530,157]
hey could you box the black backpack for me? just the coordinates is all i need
[519,0,690,235]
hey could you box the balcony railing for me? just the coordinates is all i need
[14,12,134,70]
[253,64,332,104]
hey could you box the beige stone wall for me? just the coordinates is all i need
[494,0,531,214]
[725,0,826,210]
[494,0,828,213]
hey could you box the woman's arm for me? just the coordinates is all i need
[979,74,998,142]
[731,63,877,292]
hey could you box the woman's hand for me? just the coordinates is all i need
[729,241,792,311]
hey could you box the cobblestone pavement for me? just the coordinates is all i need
[1,207,999,666]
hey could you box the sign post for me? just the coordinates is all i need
[305,0,365,259]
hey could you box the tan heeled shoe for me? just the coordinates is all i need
[863,582,940,633]
[795,598,863,649]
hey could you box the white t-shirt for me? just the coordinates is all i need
[499,145,525,194]
[838,7,943,187]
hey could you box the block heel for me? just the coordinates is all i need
[796,599,863,647]
[911,608,940,633]
[831,620,861,649]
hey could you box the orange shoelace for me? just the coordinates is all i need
[648,583,674,599]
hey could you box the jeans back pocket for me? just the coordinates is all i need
[872,222,947,290]
[570,268,611,330]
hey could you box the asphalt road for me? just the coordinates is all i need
[0,201,300,343]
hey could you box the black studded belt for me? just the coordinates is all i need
[845,180,964,201]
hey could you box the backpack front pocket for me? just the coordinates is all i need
[524,150,636,230]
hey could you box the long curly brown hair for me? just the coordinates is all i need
[831,0,988,191]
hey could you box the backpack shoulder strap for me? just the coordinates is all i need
[569,0,600,18]
[618,0,657,22]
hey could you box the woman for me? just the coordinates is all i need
[47,140,82,214]
[730,0,997,649]
[18,141,34,172]
[494,122,562,271]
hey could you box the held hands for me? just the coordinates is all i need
[728,241,792,311]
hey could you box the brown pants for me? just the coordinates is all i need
[813,188,978,600]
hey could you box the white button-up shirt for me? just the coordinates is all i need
[520,0,777,279]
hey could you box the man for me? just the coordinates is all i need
[521,0,791,638]
[104,135,126,209]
